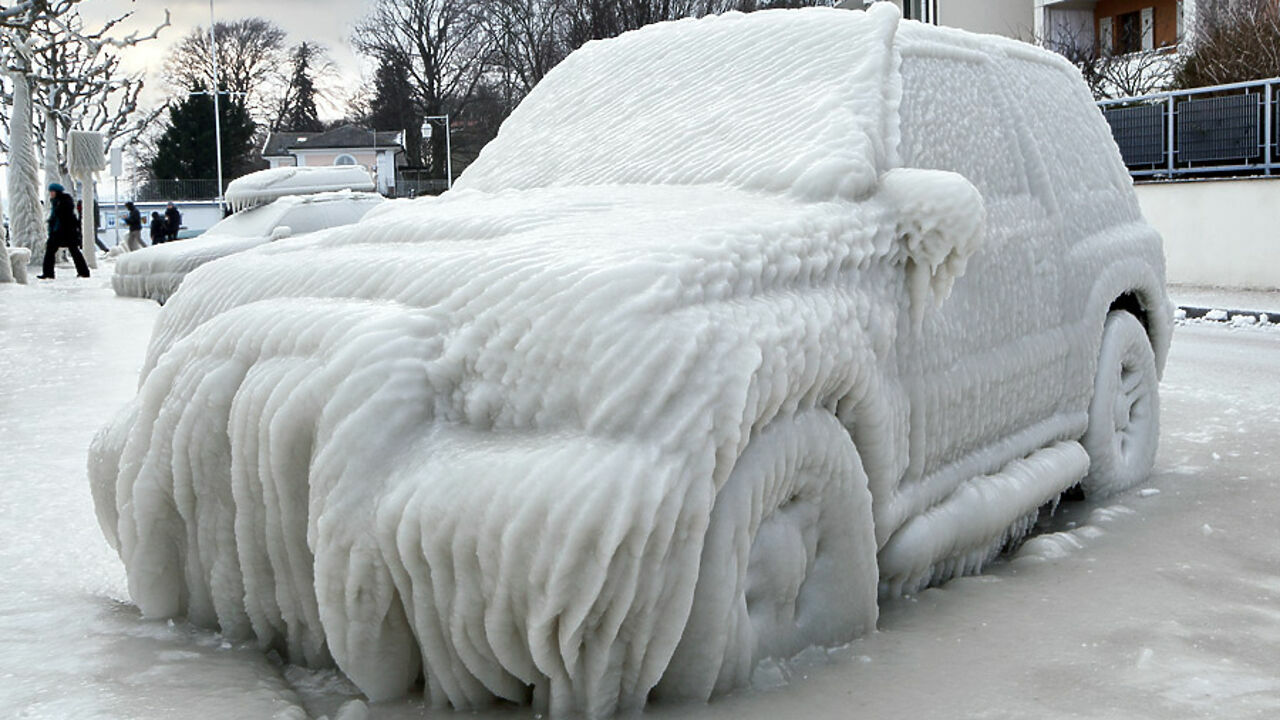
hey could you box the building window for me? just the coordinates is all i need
[334,154,357,166]
[1112,8,1155,54]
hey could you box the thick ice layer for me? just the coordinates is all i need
[458,6,901,202]
[92,183,915,716]
[226,166,377,212]
[112,191,384,304]
[90,5,1171,718]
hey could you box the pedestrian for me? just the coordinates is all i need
[122,201,145,250]
[164,202,182,242]
[37,183,90,279]
[149,212,166,245]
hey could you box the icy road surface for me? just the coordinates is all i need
[2,271,1278,719]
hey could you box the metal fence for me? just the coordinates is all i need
[1098,76,1280,178]
[131,179,222,202]
[394,169,450,197]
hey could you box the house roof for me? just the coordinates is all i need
[262,125,404,157]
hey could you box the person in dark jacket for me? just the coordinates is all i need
[37,183,90,279]
[149,212,166,245]
[164,202,182,242]
[122,201,145,250]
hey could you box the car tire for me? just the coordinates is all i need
[653,410,878,702]
[1082,310,1160,497]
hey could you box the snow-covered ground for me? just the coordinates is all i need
[3,267,1279,719]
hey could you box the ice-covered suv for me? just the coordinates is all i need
[90,5,1170,718]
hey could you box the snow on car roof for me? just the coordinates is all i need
[225,166,376,212]
[457,4,902,202]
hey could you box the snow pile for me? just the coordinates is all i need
[8,247,30,284]
[112,191,384,304]
[226,166,376,213]
[89,4,1168,718]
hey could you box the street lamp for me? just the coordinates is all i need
[421,115,452,191]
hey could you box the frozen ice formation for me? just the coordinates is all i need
[225,166,377,212]
[112,191,384,304]
[89,5,1171,718]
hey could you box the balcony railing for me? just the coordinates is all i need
[1098,76,1280,179]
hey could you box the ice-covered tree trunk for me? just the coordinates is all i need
[7,71,46,266]
[68,131,106,270]
[77,174,98,268]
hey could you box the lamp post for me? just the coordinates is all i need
[209,0,223,210]
[421,115,452,191]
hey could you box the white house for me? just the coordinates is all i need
[261,125,406,195]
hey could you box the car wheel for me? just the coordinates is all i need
[653,410,878,702]
[1082,310,1160,497]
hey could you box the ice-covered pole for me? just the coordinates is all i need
[6,67,46,267]
[209,0,226,211]
[68,130,106,269]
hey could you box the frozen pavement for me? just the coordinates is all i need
[0,268,307,719]
[3,269,1280,719]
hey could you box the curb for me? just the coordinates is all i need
[1177,305,1277,326]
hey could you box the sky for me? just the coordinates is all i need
[78,0,377,120]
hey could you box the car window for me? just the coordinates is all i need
[205,203,287,238]
[898,50,1032,203]
[1004,56,1139,231]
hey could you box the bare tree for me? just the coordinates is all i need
[1039,18,1172,99]
[1173,0,1280,88]
[483,0,569,95]
[353,0,491,176]
[164,17,287,122]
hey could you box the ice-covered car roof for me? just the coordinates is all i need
[457,6,901,202]
[112,190,384,304]
[226,165,376,212]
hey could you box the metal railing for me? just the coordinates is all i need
[394,169,450,197]
[131,179,222,202]
[1098,76,1279,179]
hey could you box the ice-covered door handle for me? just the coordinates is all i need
[877,168,986,328]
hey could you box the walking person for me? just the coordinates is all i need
[149,212,166,246]
[164,202,182,242]
[121,202,145,250]
[37,183,90,279]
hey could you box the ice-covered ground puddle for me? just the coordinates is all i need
[77,4,1180,718]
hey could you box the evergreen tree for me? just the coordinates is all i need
[274,42,326,132]
[363,52,424,166]
[148,85,258,184]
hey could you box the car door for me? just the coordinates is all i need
[892,41,1066,507]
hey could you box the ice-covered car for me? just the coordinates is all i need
[89,6,1170,718]
[112,167,383,304]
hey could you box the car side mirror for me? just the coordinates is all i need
[270,226,293,241]
[877,168,985,329]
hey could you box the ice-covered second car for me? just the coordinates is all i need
[90,6,1171,719]
[111,166,385,304]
